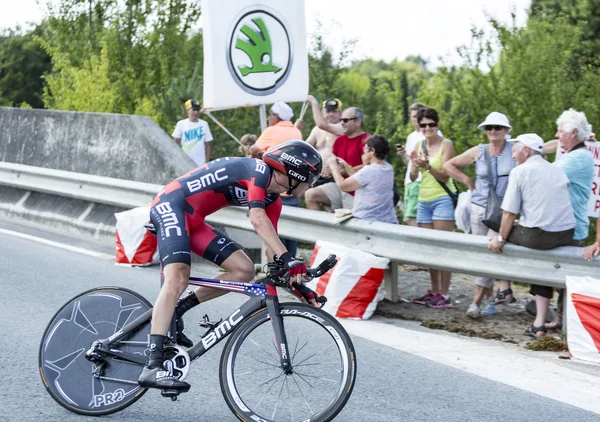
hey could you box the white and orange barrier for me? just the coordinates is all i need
[115,207,158,266]
[566,276,600,363]
[307,240,389,320]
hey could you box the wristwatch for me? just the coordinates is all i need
[497,235,505,243]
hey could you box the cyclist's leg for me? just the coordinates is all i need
[188,224,254,303]
[139,193,191,390]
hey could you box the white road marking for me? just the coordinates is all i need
[340,317,600,415]
[0,228,114,260]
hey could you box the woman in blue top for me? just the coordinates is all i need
[444,112,517,319]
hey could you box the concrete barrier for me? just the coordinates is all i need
[0,106,195,184]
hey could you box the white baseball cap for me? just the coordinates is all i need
[513,133,544,152]
[270,101,294,121]
[477,112,512,131]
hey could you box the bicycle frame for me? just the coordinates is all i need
[89,274,294,373]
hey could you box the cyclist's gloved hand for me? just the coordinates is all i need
[279,252,307,282]
[291,282,327,308]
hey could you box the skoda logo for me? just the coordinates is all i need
[227,7,293,95]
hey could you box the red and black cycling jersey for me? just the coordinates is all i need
[149,157,282,267]
[152,157,282,228]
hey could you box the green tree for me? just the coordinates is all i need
[0,26,51,108]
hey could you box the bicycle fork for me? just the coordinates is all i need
[265,287,293,375]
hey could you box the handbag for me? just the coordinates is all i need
[421,140,459,208]
[481,144,503,232]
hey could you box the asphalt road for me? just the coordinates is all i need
[0,218,598,422]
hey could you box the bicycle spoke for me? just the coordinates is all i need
[293,342,336,367]
[247,337,280,363]
[294,360,342,368]
[286,377,294,422]
[293,371,340,383]
[292,371,316,389]
[235,354,280,369]
[270,371,287,420]
[290,331,319,363]
[254,372,284,409]
[291,372,314,414]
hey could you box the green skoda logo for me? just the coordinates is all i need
[227,8,293,95]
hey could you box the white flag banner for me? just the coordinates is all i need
[202,0,308,111]
[555,141,600,217]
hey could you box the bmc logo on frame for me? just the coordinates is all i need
[227,7,292,95]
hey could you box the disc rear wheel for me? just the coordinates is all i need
[39,286,152,416]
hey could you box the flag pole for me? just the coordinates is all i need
[259,104,267,132]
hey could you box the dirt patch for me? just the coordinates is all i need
[373,266,565,349]
[526,337,569,352]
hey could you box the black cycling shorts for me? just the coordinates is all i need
[150,194,241,268]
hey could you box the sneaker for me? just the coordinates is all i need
[138,365,191,391]
[412,290,436,305]
[481,304,497,316]
[426,294,453,309]
[175,317,193,348]
[466,304,480,319]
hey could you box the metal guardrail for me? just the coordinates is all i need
[2,162,599,302]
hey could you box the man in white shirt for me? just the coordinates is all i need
[172,99,213,166]
[488,133,575,339]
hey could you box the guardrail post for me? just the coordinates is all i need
[384,261,399,302]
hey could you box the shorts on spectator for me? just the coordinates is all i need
[417,195,455,224]
[403,181,420,220]
[319,182,354,211]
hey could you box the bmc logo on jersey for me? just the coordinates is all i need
[281,152,302,167]
[187,168,229,193]
[288,170,306,181]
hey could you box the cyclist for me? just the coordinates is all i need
[138,140,323,391]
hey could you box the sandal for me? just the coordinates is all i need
[489,288,516,305]
[524,324,547,339]
[544,320,563,331]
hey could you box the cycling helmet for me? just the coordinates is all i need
[262,140,322,193]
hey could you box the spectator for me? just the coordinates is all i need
[328,135,398,224]
[172,99,213,166]
[249,101,302,158]
[488,134,576,339]
[443,112,516,319]
[543,109,595,330]
[247,101,304,258]
[410,107,457,308]
[304,95,344,186]
[305,107,370,211]
[239,134,257,157]
[397,103,426,227]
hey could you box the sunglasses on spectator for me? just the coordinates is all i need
[362,145,373,152]
[340,117,359,123]
[419,122,438,128]
[484,125,506,131]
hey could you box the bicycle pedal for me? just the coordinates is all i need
[161,389,181,401]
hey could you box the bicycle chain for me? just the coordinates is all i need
[117,340,148,345]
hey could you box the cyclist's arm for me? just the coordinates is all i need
[250,208,287,259]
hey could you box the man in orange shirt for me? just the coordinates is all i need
[250,101,303,157]
[249,100,304,258]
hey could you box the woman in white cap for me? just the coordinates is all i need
[443,112,517,318]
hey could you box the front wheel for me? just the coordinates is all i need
[219,303,357,422]
[39,286,152,416]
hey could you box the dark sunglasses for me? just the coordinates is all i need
[484,125,506,131]
[340,117,359,123]
[419,122,437,128]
